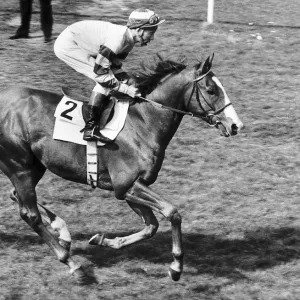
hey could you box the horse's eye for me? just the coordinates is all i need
[207,88,215,95]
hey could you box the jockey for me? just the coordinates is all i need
[54,8,165,144]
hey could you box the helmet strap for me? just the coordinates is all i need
[137,28,144,36]
[135,28,145,45]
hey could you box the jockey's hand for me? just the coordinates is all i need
[118,83,141,98]
[126,85,141,98]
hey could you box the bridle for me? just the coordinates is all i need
[185,70,233,127]
[138,69,232,127]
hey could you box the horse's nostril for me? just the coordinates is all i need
[231,124,238,135]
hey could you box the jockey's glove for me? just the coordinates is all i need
[117,83,141,98]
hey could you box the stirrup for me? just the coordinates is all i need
[84,127,114,144]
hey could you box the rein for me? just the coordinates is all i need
[138,96,194,117]
[138,71,232,127]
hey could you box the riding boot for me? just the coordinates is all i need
[83,92,114,144]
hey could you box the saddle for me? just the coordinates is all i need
[61,87,126,130]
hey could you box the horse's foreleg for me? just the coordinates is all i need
[124,179,183,281]
[9,178,82,278]
[10,189,72,251]
[89,202,159,249]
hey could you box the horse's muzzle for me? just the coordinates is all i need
[217,121,243,137]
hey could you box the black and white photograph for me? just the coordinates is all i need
[0,0,299,299]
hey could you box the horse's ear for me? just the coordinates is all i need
[201,53,214,75]
[194,53,215,81]
[209,52,214,64]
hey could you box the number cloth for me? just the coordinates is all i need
[53,96,130,146]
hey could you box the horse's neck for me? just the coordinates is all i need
[129,76,185,148]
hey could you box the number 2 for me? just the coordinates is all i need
[61,101,77,121]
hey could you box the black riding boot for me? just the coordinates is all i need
[83,92,114,144]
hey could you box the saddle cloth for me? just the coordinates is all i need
[53,94,129,146]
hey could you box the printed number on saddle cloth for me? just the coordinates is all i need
[55,98,84,126]
[60,100,78,121]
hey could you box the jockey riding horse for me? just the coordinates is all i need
[54,8,165,144]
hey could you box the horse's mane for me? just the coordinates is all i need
[130,54,187,95]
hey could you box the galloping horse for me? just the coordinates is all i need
[0,54,243,282]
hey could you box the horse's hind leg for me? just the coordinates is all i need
[10,190,72,251]
[89,202,159,249]
[9,169,82,277]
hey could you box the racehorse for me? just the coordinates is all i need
[0,53,243,282]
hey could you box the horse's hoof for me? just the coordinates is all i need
[71,266,97,285]
[71,267,88,284]
[89,233,105,246]
[168,267,182,281]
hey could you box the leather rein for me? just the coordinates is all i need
[138,70,232,127]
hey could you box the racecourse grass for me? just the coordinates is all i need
[1,0,300,299]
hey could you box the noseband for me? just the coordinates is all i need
[186,71,232,127]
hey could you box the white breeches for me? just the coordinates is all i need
[54,27,110,95]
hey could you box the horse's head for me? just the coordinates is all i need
[130,53,243,136]
[184,54,243,136]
